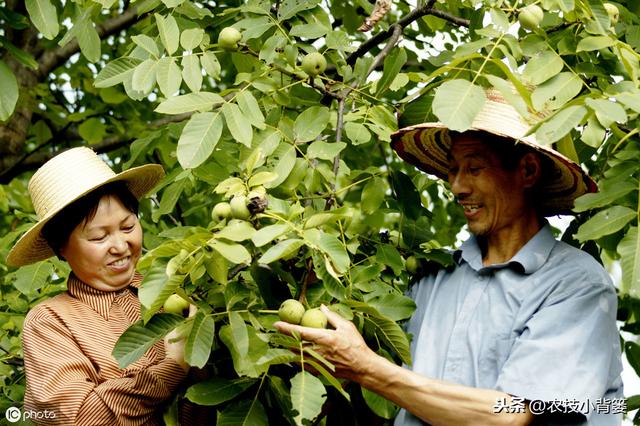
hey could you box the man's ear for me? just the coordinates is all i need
[520,152,542,188]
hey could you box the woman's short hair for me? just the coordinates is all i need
[41,182,139,258]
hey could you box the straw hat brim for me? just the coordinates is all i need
[7,164,164,267]
[390,122,597,216]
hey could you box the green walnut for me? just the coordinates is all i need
[230,195,251,220]
[163,294,189,315]
[406,255,420,275]
[218,27,242,50]
[300,308,328,329]
[518,4,544,30]
[211,202,232,221]
[604,3,619,25]
[278,299,306,324]
[301,52,327,76]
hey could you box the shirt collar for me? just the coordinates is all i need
[453,222,557,275]
[67,273,143,320]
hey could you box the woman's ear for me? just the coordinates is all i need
[520,152,542,188]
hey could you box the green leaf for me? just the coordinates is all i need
[181,54,202,93]
[278,0,321,21]
[376,244,404,276]
[523,51,563,85]
[236,91,265,130]
[78,118,106,144]
[585,98,627,127]
[574,180,637,212]
[112,314,183,368]
[180,27,205,51]
[311,250,346,300]
[132,34,160,58]
[531,73,583,111]
[432,79,486,132]
[13,261,53,296]
[0,60,19,121]
[290,23,328,38]
[209,239,252,264]
[368,293,416,321]
[217,399,268,426]
[535,105,588,144]
[618,227,640,296]
[344,122,371,145]
[290,371,327,426]
[76,19,101,62]
[294,106,330,142]
[138,264,183,322]
[156,57,182,97]
[252,224,291,247]
[362,387,397,419]
[131,58,157,94]
[365,316,412,366]
[258,239,305,264]
[307,141,346,160]
[574,206,636,242]
[155,92,224,114]
[304,229,350,273]
[95,57,142,88]
[156,14,179,55]
[177,112,223,169]
[222,102,253,147]
[154,179,188,222]
[361,177,386,214]
[577,35,615,52]
[265,143,296,188]
[185,311,215,368]
[186,378,255,406]
[626,341,640,380]
[217,220,257,242]
[581,115,606,148]
[219,324,268,377]
[485,75,529,117]
[376,47,407,96]
[25,0,59,39]
[201,51,221,80]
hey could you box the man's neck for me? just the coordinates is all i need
[481,213,542,266]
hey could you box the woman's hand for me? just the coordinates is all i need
[274,305,378,381]
[164,304,197,372]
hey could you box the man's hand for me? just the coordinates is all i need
[274,305,378,381]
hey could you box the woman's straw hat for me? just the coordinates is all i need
[390,88,597,215]
[7,147,164,267]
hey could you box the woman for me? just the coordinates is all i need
[7,147,189,425]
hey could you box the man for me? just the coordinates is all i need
[275,89,623,425]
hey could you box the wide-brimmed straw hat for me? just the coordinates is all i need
[390,88,597,216]
[7,147,164,267]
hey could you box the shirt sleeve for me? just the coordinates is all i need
[22,305,187,426]
[494,279,621,413]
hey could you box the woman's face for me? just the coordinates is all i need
[60,194,142,292]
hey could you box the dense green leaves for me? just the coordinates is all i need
[4,0,640,422]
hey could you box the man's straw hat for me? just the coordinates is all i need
[7,147,164,267]
[390,88,597,216]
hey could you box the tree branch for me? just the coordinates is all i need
[0,112,191,184]
[37,7,141,78]
[346,4,469,66]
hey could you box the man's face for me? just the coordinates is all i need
[447,135,530,237]
[60,194,142,292]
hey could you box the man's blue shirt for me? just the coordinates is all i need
[395,224,623,425]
